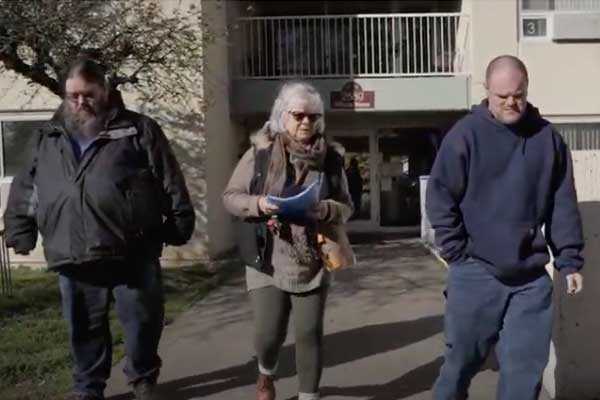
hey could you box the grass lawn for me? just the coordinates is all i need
[0,262,237,400]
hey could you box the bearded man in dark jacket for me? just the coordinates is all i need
[4,58,195,400]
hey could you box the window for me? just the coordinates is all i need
[521,0,600,41]
[522,0,555,10]
[555,123,600,151]
[522,0,600,11]
[0,119,50,177]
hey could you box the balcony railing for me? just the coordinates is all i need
[234,13,470,79]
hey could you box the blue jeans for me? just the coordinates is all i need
[58,255,164,398]
[433,258,553,400]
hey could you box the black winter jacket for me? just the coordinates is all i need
[4,104,195,269]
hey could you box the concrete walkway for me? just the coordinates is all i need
[106,235,551,400]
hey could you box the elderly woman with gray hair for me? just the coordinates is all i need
[223,81,353,400]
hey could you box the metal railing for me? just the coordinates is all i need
[234,13,470,79]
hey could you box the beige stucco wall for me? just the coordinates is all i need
[466,0,519,105]
[0,69,61,111]
[466,0,600,118]
[521,42,600,117]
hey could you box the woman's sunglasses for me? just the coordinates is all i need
[288,111,322,123]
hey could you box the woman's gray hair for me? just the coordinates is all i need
[266,81,325,136]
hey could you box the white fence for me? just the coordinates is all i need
[234,13,470,79]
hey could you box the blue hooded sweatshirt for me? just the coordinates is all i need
[426,101,584,279]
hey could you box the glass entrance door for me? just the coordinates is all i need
[331,135,374,229]
[377,129,439,227]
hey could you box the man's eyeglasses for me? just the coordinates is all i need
[65,92,97,106]
[288,111,322,123]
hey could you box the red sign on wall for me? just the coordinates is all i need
[330,82,375,109]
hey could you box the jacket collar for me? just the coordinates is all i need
[46,102,136,140]
[250,125,346,156]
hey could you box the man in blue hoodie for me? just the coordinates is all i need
[427,55,584,400]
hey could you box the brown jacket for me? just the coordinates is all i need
[223,130,353,224]
[223,130,353,292]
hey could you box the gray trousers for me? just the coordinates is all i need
[250,285,327,394]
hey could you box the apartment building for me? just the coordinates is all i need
[1,0,599,397]
[2,0,597,257]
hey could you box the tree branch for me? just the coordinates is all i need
[0,0,207,103]
[0,47,61,96]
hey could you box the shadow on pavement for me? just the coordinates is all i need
[108,314,443,400]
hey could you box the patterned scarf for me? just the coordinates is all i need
[262,130,327,196]
[261,128,328,267]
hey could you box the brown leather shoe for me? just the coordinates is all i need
[256,373,275,400]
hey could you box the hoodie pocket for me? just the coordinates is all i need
[468,222,547,269]
[528,225,548,254]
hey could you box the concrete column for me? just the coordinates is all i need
[202,0,243,258]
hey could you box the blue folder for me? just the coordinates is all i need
[267,177,321,220]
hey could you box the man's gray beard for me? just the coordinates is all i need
[63,105,107,140]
